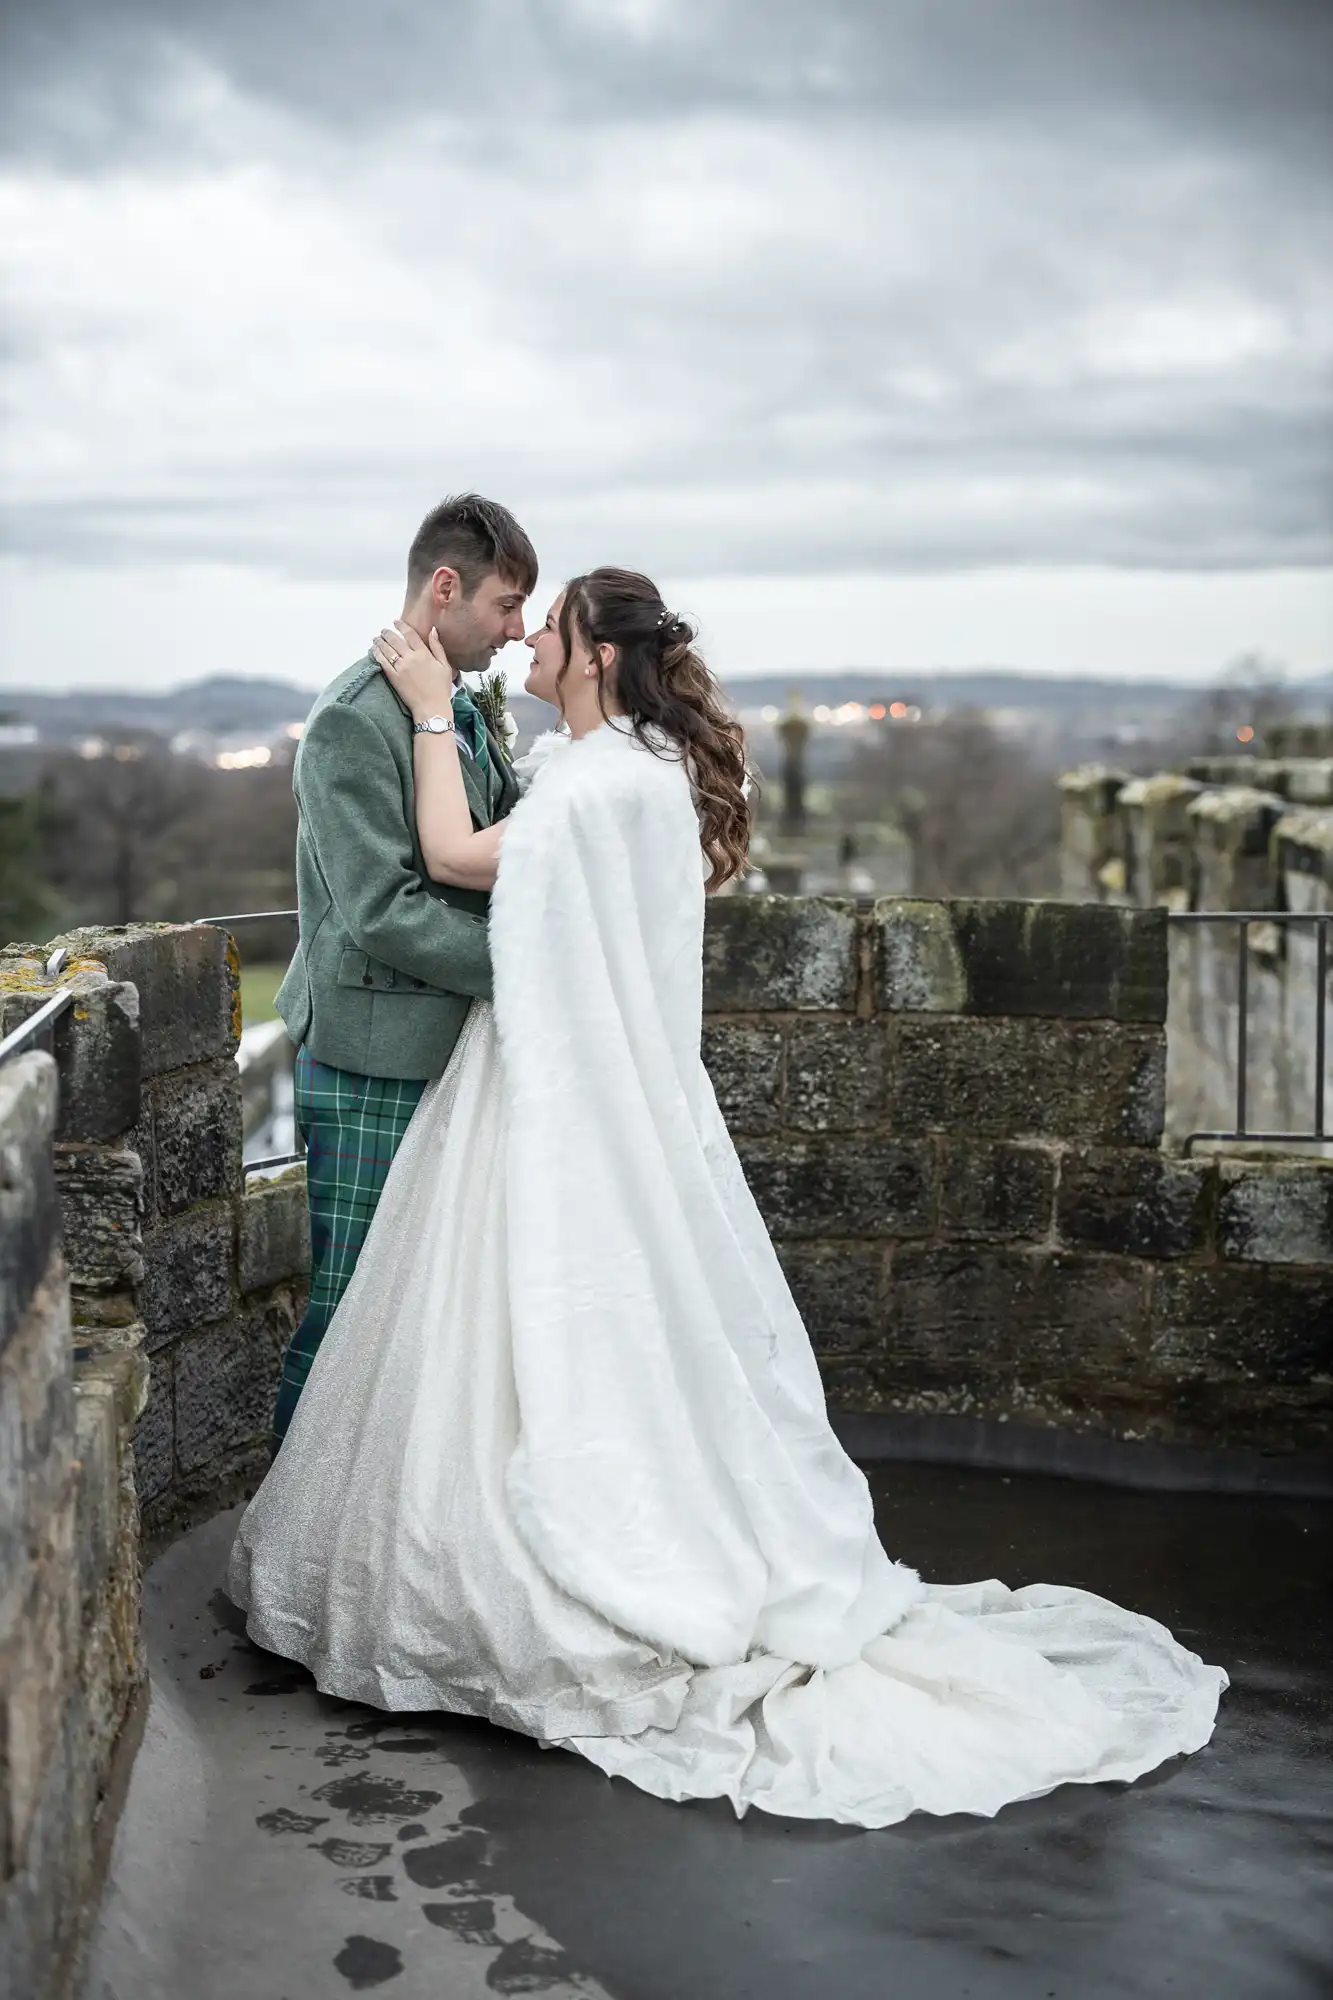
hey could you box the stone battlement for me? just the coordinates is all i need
[705,897,1330,1454]
[1059,757,1333,912]
[1058,763,1333,1146]
[2,903,1331,1996]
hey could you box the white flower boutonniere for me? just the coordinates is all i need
[473,669,518,762]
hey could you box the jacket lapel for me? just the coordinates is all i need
[479,718,518,818]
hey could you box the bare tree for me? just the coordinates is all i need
[835,708,1062,899]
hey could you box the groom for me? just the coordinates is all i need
[270,493,537,1442]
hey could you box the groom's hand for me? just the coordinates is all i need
[372,621,458,723]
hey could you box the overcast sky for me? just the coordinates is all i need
[1,0,1330,688]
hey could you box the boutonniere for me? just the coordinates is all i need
[473,669,519,761]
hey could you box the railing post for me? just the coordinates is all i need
[1236,919,1249,1139]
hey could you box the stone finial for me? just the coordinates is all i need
[1185,787,1286,911]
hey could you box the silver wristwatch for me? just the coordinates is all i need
[413,713,456,736]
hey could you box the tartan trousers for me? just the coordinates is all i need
[272,1047,425,1443]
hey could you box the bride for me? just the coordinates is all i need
[228,567,1226,1828]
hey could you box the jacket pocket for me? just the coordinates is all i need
[335,947,444,997]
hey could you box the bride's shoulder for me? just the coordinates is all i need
[576,720,691,809]
[512,728,572,795]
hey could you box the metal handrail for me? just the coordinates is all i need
[0,984,78,1067]
[193,909,302,1173]
[0,947,80,1069]
[1168,909,1331,1152]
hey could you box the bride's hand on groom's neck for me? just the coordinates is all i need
[371,620,458,722]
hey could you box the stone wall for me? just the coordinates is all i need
[0,924,311,1551]
[0,1050,147,2000]
[0,921,311,1995]
[703,897,1333,1456]
[1059,760,1333,1148]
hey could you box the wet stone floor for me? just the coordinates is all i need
[87,1462,1332,2000]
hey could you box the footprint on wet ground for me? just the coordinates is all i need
[257,1807,329,1834]
[310,1774,444,1824]
[487,1936,583,1993]
[402,1829,490,1890]
[309,1838,394,1867]
[422,1899,502,1947]
[333,1935,404,1990]
[339,1876,398,1902]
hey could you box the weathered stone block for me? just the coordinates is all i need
[888,1017,1165,1145]
[55,1144,144,1295]
[0,1263,74,1622]
[78,1450,144,1780]
[701,1023,784,1134]
[0,1053,58,1354]
[0,1498,77,1874]
[875,899,1168,1022]
[1187,787,1286,912]
[72,1382,117,1616]
[174,1289,297,1472]
[786,1020,887,1131]
[75,1339,149,1436]
[132,1351,173,1503]
[0,958,141,1143]
[1056,1148,1212,1259]
[938,1142,1056,1242]
[1057,764,1130,902]
[1216,1161,1333,1265]
[1116,772,1202,907]
[738,1137,934,1239]
[149,1059,244,1218]
[140,1202,234,1353]
[49,922,239,1080]
[54,980,142,1142]
[886,1247,1149,1386]
[703,897,858,1012]
[1148,1265,1333,1383]
[238,1169,311,1294]
[125,1101,158,1233]
[776,1245,884,1353]
[0,1678,106,1997]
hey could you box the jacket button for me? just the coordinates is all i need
[362,973,373,986]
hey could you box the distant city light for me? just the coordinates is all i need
[216,745,273,770]
[760,705,779,723]
[78,738,106,759]
[813,704,832,722]
[889,701,908,719]
[285,722,304,740]
[112,744,143,762]
[1236,725,1255,744]
[868,704,887,720]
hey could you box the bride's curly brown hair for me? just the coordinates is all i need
[557,568,753,889]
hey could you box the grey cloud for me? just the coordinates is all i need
[4,0,1332,163]
[0,0,1329,583]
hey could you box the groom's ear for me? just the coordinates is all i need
[430,564,463,610]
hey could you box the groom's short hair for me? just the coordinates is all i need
[408,493,538,598]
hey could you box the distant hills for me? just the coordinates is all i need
[1,666,1329,745]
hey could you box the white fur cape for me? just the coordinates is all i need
[489,721,925,1670]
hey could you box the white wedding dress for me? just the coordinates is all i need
[229,721,1226,1827]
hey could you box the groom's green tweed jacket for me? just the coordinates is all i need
[275,655,520,1081]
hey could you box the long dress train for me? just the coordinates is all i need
[229,723,1226,1828]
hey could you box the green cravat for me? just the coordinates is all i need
[451,685,491,777]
